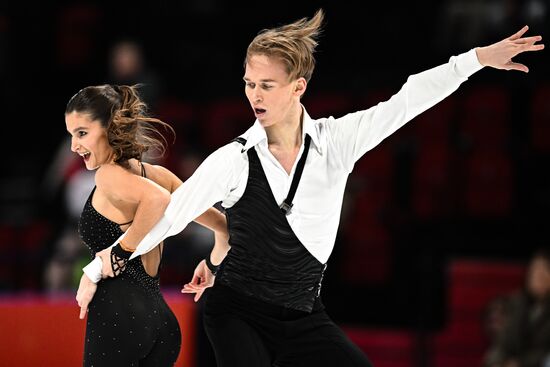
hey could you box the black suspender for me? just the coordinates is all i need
[233,134,312,216]
[232,137,247,149]
[280,135,311,215]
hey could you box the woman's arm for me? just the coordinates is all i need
[93,163,171,276]
[160,162,231,259]
[195,208,231,263]
[159,163,230,239]
[181,229,230,302]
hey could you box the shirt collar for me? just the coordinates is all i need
[241,105,322,154]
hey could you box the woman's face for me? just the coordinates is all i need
[526,256,550,299]
[243,54,305,128]
[65,111,115,170]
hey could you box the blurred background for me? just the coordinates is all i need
[0,1,549,366]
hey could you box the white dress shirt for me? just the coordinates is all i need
[84,49,484,283]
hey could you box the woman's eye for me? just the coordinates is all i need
[261,84,272,90]
[78,131,87,137]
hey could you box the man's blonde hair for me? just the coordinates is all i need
[245,9,324,82]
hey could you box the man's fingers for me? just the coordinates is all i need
[509,25,529,41]
[507,62,529,73]
[523,43,545,52]
[513,35,542,44]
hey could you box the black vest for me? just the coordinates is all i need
[216,138,327,312]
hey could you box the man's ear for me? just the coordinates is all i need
[294,77,307,97]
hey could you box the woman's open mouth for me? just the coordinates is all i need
[80,152,91,162]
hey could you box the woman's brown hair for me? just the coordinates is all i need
[65,84,174,166]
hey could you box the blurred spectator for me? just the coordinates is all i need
[435,0,548,55]
[435,0,510,53]
[520,0,548,30]
[484,295,510,348]
[483,247,550,367]
[107,39,162,110]
[42,148,95,292]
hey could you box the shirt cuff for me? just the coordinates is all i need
[83,257,103,283]
[454,48,485,78]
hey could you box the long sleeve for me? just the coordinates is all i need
[326,48,484,172]
[83,143,242,283]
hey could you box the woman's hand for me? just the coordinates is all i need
[95,247,115,278]
[76,273,98,319]
[181,260,214,302]
[181,222,230,302]
[476,25,544,72]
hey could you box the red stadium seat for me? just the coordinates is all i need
[410,144,453,219]
[406,95,456,147]
[343,327,415,367]
[457,86,511,150]
[430,259,525,367]
[460,149,513,218]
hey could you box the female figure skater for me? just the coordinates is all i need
[80,9,543,367]
[67,84,228,366]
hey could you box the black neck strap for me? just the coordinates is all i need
[280,135,311,215]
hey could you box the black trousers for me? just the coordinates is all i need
[84,276,181,366]
[203,284,373,367]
